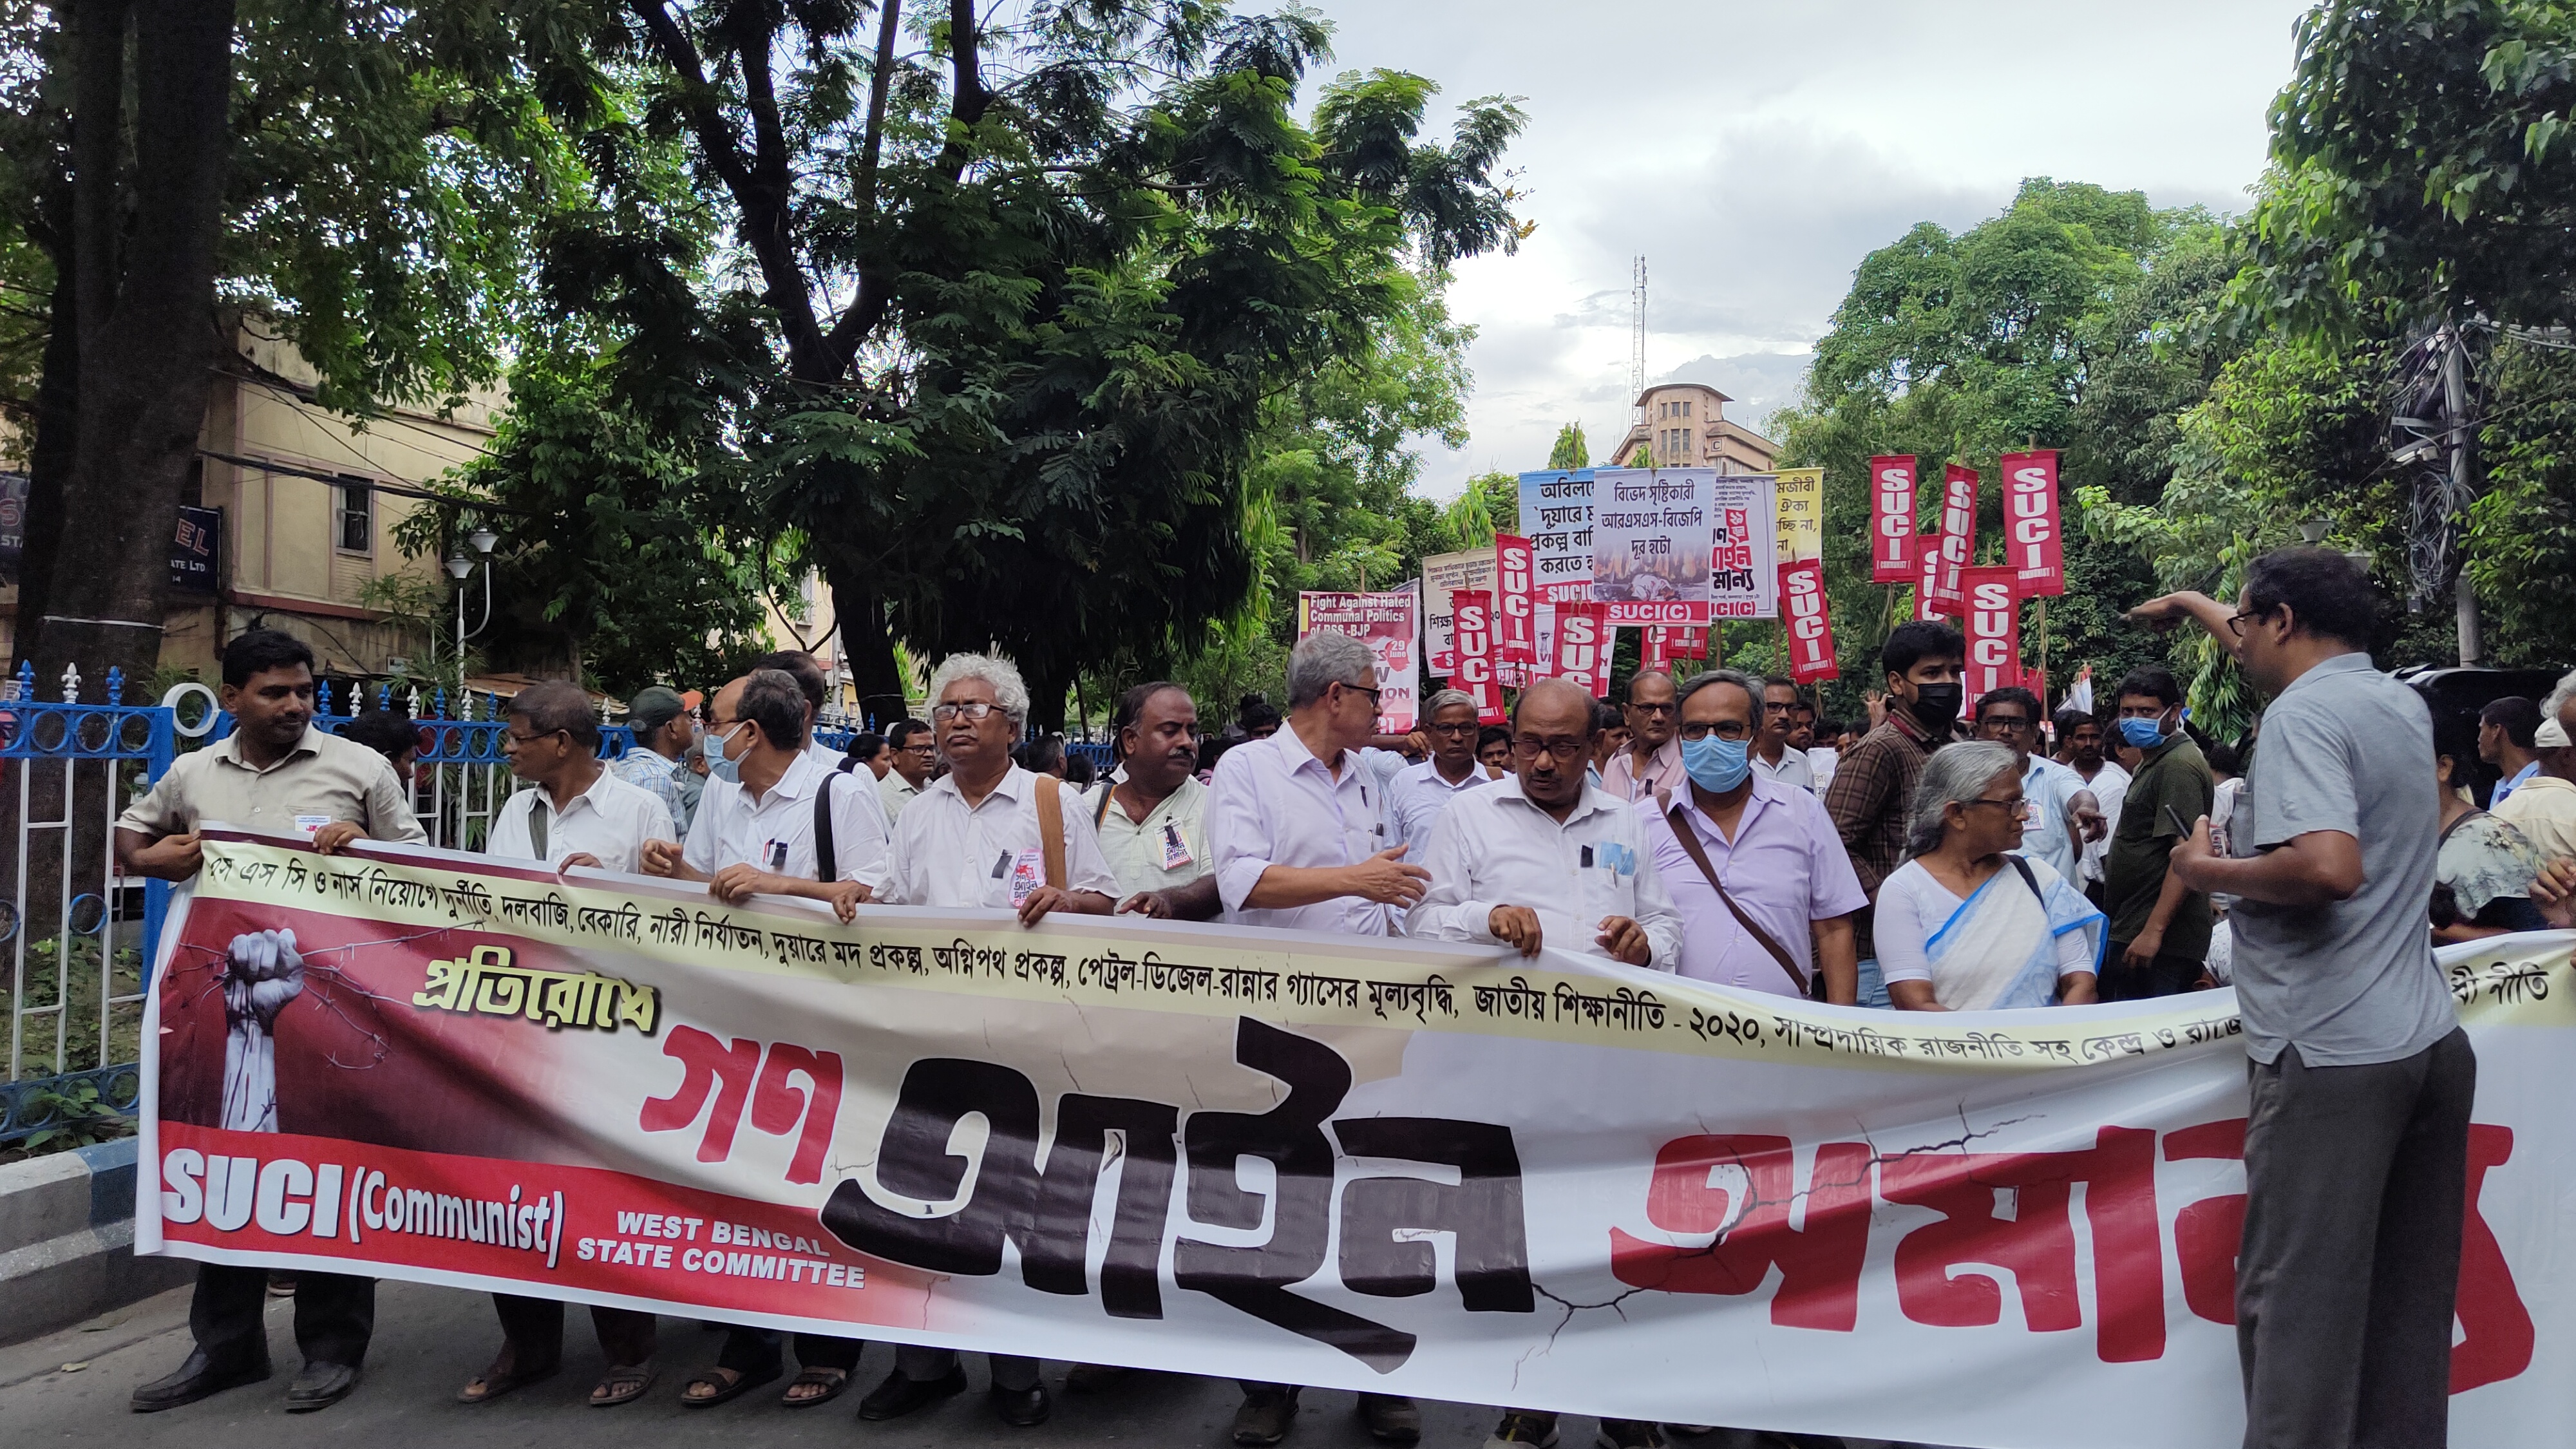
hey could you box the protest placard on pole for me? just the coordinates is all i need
[1517,470,1596,603]
[1960,565,2022,704]
[1870,455,1918,583]
[1774,466,1824,563]
[1453,589,1504,722]
[1422,547,1497,675]
[1591,468,1713,626]
[1934,464,1978,610]
[1781,558,1838,683]
[2002,449,2066,596]
[1298,589,1419,731]
[1710,474,1779,620]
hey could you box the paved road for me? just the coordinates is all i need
[6,1281,1861,1449]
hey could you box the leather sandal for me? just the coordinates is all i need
[680,1363,782,1408]
[457,1356,560,1405]
[780,1365,851,1408]
[589,1363,657,1408]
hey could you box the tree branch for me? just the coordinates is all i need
[858,0,901,214]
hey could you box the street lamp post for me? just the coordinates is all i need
[442,526,500,670]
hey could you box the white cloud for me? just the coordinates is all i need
[1298,0,2313,496]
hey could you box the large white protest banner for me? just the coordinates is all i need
[142,833,2566,1449]
[1590,468,1714,627]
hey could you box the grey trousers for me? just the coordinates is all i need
[2239,1027,2475,1449]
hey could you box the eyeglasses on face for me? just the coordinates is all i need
[502,726,567,748]
[1338,680,1383,705]
[1962,796,2038,822]
[1627,700,1677,716]
[932,701,1003,722]
[1677,721,1752,741]
[1426,720,1478,736]
[1980,714,2034,731]
[1510,734,1589,761]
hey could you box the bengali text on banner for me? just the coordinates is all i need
[140,835,2564,1449]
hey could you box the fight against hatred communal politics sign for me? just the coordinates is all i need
[143,833,2563,1448]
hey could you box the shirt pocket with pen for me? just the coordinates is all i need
[1578,842,1638,923]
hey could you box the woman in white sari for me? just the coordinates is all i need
[1879,741,2105,1010]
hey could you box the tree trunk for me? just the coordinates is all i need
[10,254,77,681]
[827,562,907,728]
[29,0,238,702]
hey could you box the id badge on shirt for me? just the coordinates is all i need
[293,814,332,838]
[1159,822,1194,872]
[1008,847,1046,907]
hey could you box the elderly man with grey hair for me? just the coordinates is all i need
[1203,628,1428,1448]
[862,651,1118,1428]
[1383,687,1493,859]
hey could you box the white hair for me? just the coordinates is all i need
[1906,741,2018,858]
[2543,668,2576,724]
[1288,630,1378,709]
[927,652,1032,730]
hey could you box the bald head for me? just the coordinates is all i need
[1512,678,1598,814]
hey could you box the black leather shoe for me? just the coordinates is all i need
[992,1383,1052,1426]
[283,1362,361,1413]
[131,1349,271,1413]
[857,1365,969,1420]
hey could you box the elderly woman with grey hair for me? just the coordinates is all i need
[1874,740,2106,1010]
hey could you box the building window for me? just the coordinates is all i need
[1681,401,1692,418]
[335,475,373,554]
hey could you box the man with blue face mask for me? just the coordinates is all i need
[2101,665,2215,999]
[1645,668,1866,1002]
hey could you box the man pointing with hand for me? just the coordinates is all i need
[1202,627,1426,1448]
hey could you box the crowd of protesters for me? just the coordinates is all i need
[109,545,2531,1449]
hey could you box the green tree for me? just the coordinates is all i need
[540,5,1528,723]
[1547,422,1588,469]
[1771,179,2237,720]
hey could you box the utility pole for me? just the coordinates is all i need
[2442,334,2485,665]
[1631,255,1647,423]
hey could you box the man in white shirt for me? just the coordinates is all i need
[643,670,891,918]
[2059,710,2129,905]
[757,649,860,775]
[1749,676,1817,791]
[1408,676,1680,969]
[1417,697,1674,1449]
[1202,629,1426,1448]
[464,681,668,1408]
[2496,715,2576,859]
[1384,690,1492,860]
[488,681,674,875]
[640,670,885,1410]
[1207,630,1429,938]
[1093,681,1220,920]
[880,717,934,822]
[1976,686,2102,885]
[864,654,1115,1426]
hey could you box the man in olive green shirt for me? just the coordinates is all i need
[2102,666,2215,999]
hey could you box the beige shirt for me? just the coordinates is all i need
[118,727,426,844]
[878,769,923,824]
[2494,773,2576,862]
[1086,773,1211,896]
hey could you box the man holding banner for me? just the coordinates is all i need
[2132,548,2474,1449]
[1206,629,1428,1446]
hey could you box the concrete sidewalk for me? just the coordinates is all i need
[3,1277,1713,1449]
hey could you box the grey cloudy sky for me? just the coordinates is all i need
[1296,0,2317,497]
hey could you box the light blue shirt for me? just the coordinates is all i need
[1385,758,1493,861]
[2493,758,2541,806]
[2015,753,2088,885]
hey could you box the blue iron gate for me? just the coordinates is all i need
[0,666,639,1145]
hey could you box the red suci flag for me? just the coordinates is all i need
[1453,590,1505,723]
[1494,533,1540,664]
[1553,603,1611,699]
[1915,535,1949,620]
[2000,450,2065,597]
[1960,566,2022,703]
[1935,465,1978,610]
[1781,558,1838,683]
[1870,455,1918,584]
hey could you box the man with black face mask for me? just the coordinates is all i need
[1823,620,1965,1007]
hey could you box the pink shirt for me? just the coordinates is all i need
[1600,738,1687,804]
[1643,776,1868,994]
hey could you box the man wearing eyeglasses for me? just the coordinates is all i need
[1748,676,1817,791]
[467,679,673,1410]
[1204,629,1429,1448]
[879,717,936,823]
[1973,685,2105,887]
[1383,689,1493,860]
[1407,678,1678,1449]
[1599,668,1686,802]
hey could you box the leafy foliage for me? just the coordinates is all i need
[2235,0,2576,341]
[1773,180,2237,720]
